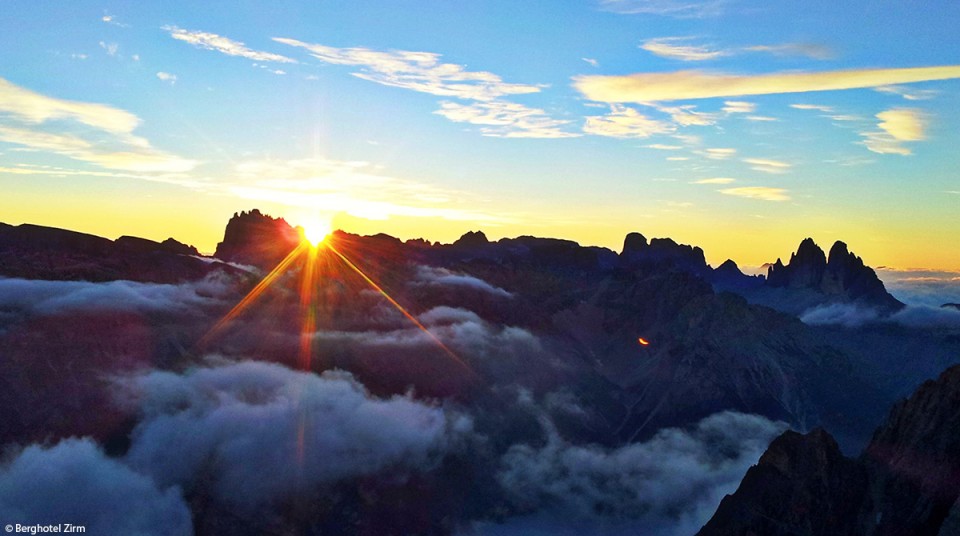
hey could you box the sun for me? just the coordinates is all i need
[300,219,332,247]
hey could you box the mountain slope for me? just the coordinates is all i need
[698,364,960,536]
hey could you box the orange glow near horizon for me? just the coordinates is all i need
[302,223,331,247]
[197,236,475,378]
[638,337,650,346]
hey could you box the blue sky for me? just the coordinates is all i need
[1,1,959,269]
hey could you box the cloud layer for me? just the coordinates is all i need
[0,274,231,317]
[0,439,192,535]
[0,77,196,173]
[122,361,471,509]
[496,411,786,534]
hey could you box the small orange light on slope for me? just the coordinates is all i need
[638,337,650,346]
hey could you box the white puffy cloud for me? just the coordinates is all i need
[0,273,232,316]
[496,411,786,535]
[859,108,928,156]
[122,361,472,509]
[876,108,927,141]
[156,72,177,84]
[0,438,192,535]
[413,266,513,297]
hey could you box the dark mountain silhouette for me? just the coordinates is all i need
[710,258,764,290]
[0,222,219,283]
[0,213,926,450]
[699,363,960,536]
[716,237,904,316]
[213,209,301,269]
[1,211,957,535]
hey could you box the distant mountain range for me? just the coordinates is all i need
[1,210,957,534]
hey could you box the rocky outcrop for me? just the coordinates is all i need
[699,364,960,536]
[619,232,710,277]
[452,230,489,249]
[700,428,869,535]
[213,209,301,269]
[765,238,903,312]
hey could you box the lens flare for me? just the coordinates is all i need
[300,219,332,247]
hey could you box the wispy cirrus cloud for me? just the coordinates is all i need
[702,147,736,160]
[654,103,718,126]
[743,157,792,174]
[859,108,928,156]
[720,186,790,201]
[646,143,683,150]
[228,157,511,223]
[790,103,834,112]
[574,65,960,103]
[164,26,296,63]
[875,85,938,101]
[693,177,735,184]
[583,105,675,138]
[433,101,579,138]
[270,36,577,138]
[599,0,727,18]
[101,14,129,28]
[274,37,540,101]
[0,77,139,133]
[743,43,832,60]
[640,38,728,61]
[0,77,196,173]
[722,101,755,114]
[640,38,832,62]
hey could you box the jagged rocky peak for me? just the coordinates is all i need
[452,230,489,248]
[768,237,826,288]
[214,209,301,268]
[699,364,960,536]
[765,237,903,311]
[621,231,648,254]
[698,427,869,536]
